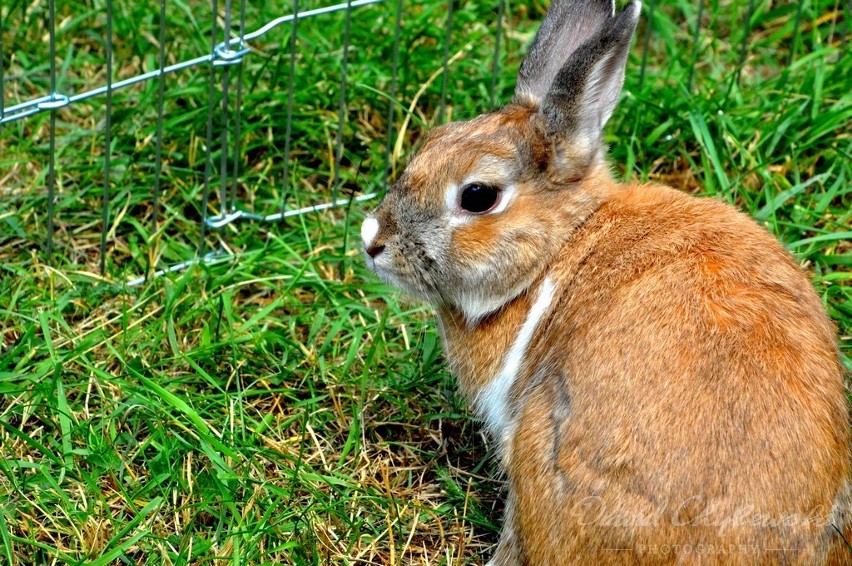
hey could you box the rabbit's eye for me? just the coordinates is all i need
[460,184,499,213]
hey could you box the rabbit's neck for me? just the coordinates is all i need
[437,273,558,437]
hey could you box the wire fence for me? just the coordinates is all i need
[2,0,397,284]
[0,0,842,286]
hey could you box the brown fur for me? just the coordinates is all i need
[362,1,852,561]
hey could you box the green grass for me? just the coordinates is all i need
[0,0,850,563]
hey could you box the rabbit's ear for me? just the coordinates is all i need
[539,2,641,164]
[515,0,615,104]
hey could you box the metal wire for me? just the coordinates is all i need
[729,0,757,91]
[46,0,57,261]
[686,0,705,94]
[489,0,506,107]
[195,0,389,246]
[787,0,806,68]
[99,0,114,275]
[385,0,403,183]
[438,0,454,123]
[152,0,168,234]
[280,0,299,216]
[198,0,222,258]
[126,251,232,288]
[0,0,385,126]
[230,0,248,213]
[638,0,656,88]
[220,0,233,216]
[205,192,377,229]
[332,0,354,202]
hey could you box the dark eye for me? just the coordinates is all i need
[460,184,500,213]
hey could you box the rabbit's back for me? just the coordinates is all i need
[506,183,851,564]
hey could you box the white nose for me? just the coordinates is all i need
[361,217,385,259]
[361,217,379,248]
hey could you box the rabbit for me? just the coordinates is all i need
[361,0,852,563]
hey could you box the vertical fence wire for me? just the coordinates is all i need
[152,0,168,237]
[99,0,114,275]
[685,0,705,94]
[438,0,454,123]
[198,0,221,256]
[280,0,299,217]
[637,0,655,88]
[385,0,402,183]
[219,0,233,216]
[787,0,806,67]
[733,0,756,87]
[489,0,506,107]
[332,0,353,201]
[230,0,247,213]
[46,0,57,261]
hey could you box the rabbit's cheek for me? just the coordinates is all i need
[366,219,451,302]
[450,219,526,277]
[368,249,422,297]
[419,229,452,269]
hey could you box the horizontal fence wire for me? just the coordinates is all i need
[0,0,384,126]
[126,193,378,287]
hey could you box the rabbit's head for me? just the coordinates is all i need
[363,0,641,322]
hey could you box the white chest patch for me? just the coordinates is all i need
[475,276,556,442]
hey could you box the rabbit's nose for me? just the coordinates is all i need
[361,217,384,258]
[365,244,385,258]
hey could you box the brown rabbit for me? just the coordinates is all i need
[361,0,852,563]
